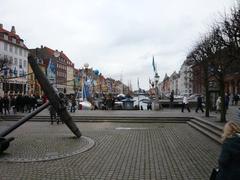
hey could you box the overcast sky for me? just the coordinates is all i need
[0,0,236,90]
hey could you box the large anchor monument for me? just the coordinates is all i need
[0,53,81,153]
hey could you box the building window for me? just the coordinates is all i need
[4,34,8,40]
[10,45,13,52]
[12,38,16,43]
[15,47,18,54]
[23,60,27,68]
[4,42,8,51]
[19,49,22,56]
[9,57,13,65]
[14,58,18,66]
[19,59,22,68]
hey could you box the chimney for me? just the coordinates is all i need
[0,24,3,29]
[11,26,16,34]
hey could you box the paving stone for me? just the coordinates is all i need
[0,122,220,180]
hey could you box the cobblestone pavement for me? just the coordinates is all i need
[0,122,220,180]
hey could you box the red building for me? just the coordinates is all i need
[32,46,73,93]
[160,73,170,95]
[191,63,204,95]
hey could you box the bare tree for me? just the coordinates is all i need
[188,2,240,122]
[210,5,240,122]
[188,35,214,117]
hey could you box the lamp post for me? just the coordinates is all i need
[153,73,160,110]
[53,50,60,91]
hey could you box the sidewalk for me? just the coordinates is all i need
[0,122,221,180]
[2,104,239,126]
[1,105,238,179]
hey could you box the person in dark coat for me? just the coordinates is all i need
[106,97,112,110]
[10,95,17,114]
[234,94,239,106]
[15,93,22,112]
[24,95,31,113]
[49,105,58,124]
[0,96,3,114]
[169,90,174,109]
[216,121,240,180]
[2,94,10,115]
[30,94,37,111]
[225,93,230,110]
[195,95,204,113]
[70,95,76,113]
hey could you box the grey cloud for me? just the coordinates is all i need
[0,0,235,90]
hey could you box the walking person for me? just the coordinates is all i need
[234,94,239,106]
[15,93,22,112]
[49,105,58,124]
[10,95,17,114]
[181,95,190,112]
[216,96,221,113]
[214,121,240,180]
[231,93,234,106]
[0,96,3,114]
[225,93,230,111]
[2,94,10,115]
[195,95,204,113]
[25,95,31,113]
[169,90,174,109]
[30,94,37,111]
[70,95,76,113]
[106,96,112,110]
[147,103,152,110]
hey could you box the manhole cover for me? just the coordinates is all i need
[0,136,94,162]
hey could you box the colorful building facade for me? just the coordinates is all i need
[0,24,29,95]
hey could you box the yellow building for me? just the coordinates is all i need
[27,57,45,96]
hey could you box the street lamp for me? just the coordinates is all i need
[153,73,161,110]
[53,50,60,91]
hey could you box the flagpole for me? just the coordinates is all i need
[137,78,140,110]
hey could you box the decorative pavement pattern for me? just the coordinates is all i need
[0,122,221,180]
[0,135,94,162]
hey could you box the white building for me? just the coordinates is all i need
[169,71,179,95]
[178,60,193,96]
[0,24,29,95]
[66,58,75,94]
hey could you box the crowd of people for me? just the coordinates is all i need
[0,93,40,115]
[1,92,239,115]
[179,92,240,114]
[215,93,240,114]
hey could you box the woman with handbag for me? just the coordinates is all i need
[215,121,240,180]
